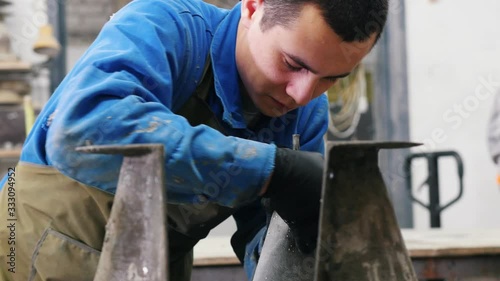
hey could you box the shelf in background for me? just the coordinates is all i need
[0,148,21,158]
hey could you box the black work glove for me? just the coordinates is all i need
[263,148,324,253]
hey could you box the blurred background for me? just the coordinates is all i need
[0,0,499,236]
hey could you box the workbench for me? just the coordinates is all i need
[405,229,500,281]
[192,228,500,281]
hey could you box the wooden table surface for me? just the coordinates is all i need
[193,228,500,266]
[403,228,500,258]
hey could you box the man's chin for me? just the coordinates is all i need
[261,106,289,117]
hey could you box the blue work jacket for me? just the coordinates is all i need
[1,0,329,278]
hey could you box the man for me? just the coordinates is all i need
[0,0,387,280]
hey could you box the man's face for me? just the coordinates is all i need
[236,0,377,117]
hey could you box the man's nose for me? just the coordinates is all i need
[286,75,318,106]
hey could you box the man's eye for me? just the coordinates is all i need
[285,60,302,72]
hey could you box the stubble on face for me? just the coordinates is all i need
[236,2,377,118]
[236,9,296,118]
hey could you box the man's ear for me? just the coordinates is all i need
[240,0,264,27]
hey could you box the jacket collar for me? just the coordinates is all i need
[210,3,247,129]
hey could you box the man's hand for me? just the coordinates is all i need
[263,148,324,253]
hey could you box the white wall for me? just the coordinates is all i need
[405,0,500,229]
[5,0,49,64]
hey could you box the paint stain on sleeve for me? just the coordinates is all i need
[131,121,160,133]
[240,146,258,159]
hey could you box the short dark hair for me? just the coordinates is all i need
[260,0,389,43]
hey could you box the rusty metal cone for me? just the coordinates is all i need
[253,141,420,281]
[77,144,169,281]
[314,141,419,281]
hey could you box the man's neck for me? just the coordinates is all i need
[239,81,263,130]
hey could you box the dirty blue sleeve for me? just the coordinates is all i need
[44,0,275,208]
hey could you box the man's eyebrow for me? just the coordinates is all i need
[287,53,351,80]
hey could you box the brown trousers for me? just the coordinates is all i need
[0,163,191,281]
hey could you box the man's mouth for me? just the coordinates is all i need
[270,97,289,113]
